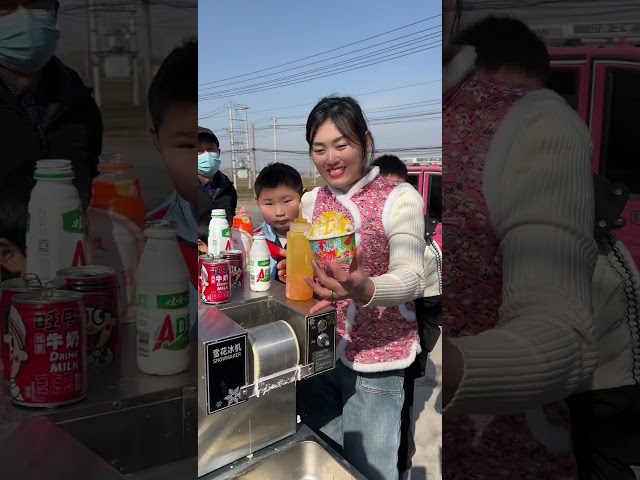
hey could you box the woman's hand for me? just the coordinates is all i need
[305,247,375,314]
[276,250,287,282]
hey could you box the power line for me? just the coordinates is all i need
[199,28,439,92]
[245,80,441,116]
[199,42,440,100]
[198,15,440,87]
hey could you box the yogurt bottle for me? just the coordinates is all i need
[249,233,271,292]
[26,159,87,282]
[136,221,190,376]
[208,209,231,257]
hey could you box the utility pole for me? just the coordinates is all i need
[272,117,277,163]
[243,106,251,189]
[251,123,258,192]
[87,0,101,107]
[129,9,140,106]
[228,101,237,185]
[142,0,153,123]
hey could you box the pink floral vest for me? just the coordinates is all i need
[443,73,577,478]
[311,174,420,371]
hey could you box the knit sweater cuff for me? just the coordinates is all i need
[443,316,597,416]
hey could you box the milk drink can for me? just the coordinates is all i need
[208,209,231,257]
[136,221,190,376]
[26,159,87,282]
[249,233,271,292]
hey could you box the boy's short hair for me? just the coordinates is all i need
[255,163,304,199]
[373,155,408,181]
[0,175,32,255]
[148,37,197,131]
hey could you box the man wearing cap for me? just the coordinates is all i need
[0,0,103,209]
[198,127,237,226]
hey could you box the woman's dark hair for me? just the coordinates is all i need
[305,96,375,168]
[456,16,550,85]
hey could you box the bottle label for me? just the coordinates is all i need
[62,209,85,233]
[250,259,271,284]
[137,291,190,357]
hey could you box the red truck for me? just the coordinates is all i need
[540,21,640,267]
[404,159,442,249]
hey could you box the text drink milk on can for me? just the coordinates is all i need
[26,160,88,282]
[87,155,147,324]
[136,221,190,375]
[208,209,231,257]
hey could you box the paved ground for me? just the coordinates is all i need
[407,335,441,480]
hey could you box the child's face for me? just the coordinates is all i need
[151,103,198,204]
[0,240,25,276]
[198,239,207,254]
[310,120,371,190]
[256,186,301,236]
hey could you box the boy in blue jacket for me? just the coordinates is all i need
[253,163,304,283]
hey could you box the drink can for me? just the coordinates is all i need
[200,257,231,305]
[8,290,87,407]
[56,266,120,367]
[0,275,63,380]
[220,250,244,288]
[198,254,209,294]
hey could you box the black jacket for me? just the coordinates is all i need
[197,171,238,226]
[0,56,103,209]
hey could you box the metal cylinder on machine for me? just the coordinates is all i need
[247,320,300,381]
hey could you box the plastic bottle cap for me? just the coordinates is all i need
[211,209,226,218]
[34,159,74,180]
[289,217,310,233]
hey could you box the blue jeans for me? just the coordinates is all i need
[297,362,405,480]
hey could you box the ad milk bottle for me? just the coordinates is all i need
[208,209,231,257]
[249,233,271,292]
[136,221,190,376]
[26,159,87,281]
[87,154,147,323]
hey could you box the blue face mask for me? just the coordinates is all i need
[198,152,221,177]
[0,9,60,74]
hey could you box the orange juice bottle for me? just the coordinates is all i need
[286,214,314,301]
[87,154,147,322]
[231,206,254,268]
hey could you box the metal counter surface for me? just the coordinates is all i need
[198,276,318,317]
[0,322,196,426]
[201,423,366,480]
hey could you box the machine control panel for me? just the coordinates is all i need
[306,311,336,375]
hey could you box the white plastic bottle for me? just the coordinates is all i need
[208,209,231,256]
[249,233,271,292]
[136,221,190,375]
[26,159,87,282]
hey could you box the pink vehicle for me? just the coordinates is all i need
[540,22,640,266]
[404,159,442,249]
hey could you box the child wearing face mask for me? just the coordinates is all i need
[277,96,441,480]
[197,127,237,227]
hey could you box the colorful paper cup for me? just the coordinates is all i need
[308,230,357,267]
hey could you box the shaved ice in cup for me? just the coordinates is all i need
[308,212,357,267]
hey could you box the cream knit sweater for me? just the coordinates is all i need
[301,167,441,307]
[444,48,600,416]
